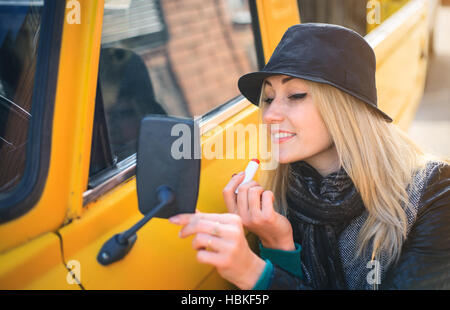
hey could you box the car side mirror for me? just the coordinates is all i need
[97,115,201,266]
[136,114,201,217]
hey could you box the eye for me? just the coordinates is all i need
[288,93,307,100]
[263,97,274,104]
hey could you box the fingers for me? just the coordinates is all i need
[195,212,242,225]
[247,186,265,216]
[192,233,230,252]
[169,213,240,271]
[196,249,224,267]
[236,180,259,222]
[169,211,240,226]
[168,213,196,226]
[169,211,251,281]
[261,190,275,219]
[169,212,242,241]
[223,173,245,213]
[178,218,237,239]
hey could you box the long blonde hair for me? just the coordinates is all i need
[259,79,449,266]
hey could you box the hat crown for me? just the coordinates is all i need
[269,23,375,62]
[264,24,376,103]
[238,23,392,122]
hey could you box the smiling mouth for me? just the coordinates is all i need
[272,132,296,143]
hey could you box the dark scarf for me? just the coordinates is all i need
[286,161,365,289]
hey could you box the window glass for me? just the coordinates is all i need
[91,0,258,172]
[0,1,43,193]
[298,0,410,36]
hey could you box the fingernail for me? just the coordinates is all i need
[232,173,237,177]
[169,216,180,224]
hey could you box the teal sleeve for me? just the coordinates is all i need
[259,241,303,278]
[252,259,273,290]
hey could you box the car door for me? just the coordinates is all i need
[0,0,78,289]
[367,0,432,129]
[0,0,432,290]
[56,0,301,289]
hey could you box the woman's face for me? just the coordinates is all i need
[262,75,339,175]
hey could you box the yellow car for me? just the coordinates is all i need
[0,0,436,289]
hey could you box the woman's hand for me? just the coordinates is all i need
[169,212,266,290]
[223,173,295,251]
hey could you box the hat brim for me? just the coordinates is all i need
[238,71,393,123]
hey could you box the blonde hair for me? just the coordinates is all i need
[259,80,449,266]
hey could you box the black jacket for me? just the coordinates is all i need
[267,163,450,290]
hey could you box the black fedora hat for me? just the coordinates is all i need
[238,23,393,122]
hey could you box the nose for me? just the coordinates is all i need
[262,99,284,124]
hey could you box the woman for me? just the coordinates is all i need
[169,23,450,290]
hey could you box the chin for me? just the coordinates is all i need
[276,151,307,165]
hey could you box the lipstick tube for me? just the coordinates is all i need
[235,158,260,194]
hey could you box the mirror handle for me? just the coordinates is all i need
[97,186,174,266]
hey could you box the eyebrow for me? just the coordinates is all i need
[264,76,295,87]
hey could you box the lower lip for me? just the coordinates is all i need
[273,134,296,144]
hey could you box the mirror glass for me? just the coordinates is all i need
[136,115,201,218]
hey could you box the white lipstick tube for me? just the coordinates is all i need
[235,159,260,194]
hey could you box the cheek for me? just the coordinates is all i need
[284,102,332,159]
[301,111,330,145]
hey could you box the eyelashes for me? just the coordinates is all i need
[263,92,307,104]
[289,93,307,100]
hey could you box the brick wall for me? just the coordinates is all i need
[160,0,257,116]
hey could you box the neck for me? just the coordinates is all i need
[304,144,340,177]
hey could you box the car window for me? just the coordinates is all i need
[0,1,43,193]
[88,0,259,181]
[298,0,410,36]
